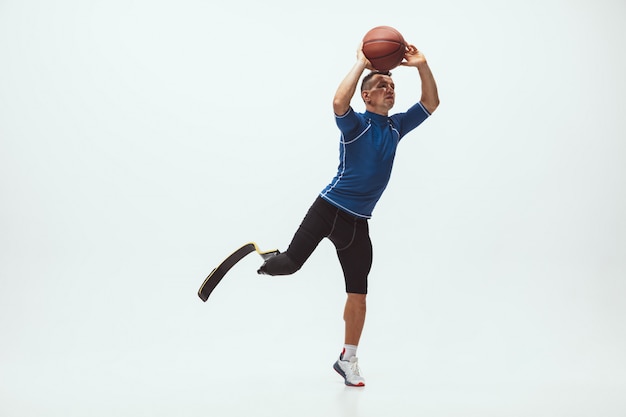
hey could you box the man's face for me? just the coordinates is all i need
[362,74,395,113]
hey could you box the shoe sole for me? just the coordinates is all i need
[333,361,365,387]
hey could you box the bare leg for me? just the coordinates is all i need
[344,293,367,346]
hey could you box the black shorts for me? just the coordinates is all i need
[260,196,372,294]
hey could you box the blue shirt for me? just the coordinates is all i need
[320,102,430,218]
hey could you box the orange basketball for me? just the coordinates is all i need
[362,26,407,71]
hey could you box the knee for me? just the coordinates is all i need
[347,293,367,310]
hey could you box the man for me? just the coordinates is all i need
[258,41,439,386]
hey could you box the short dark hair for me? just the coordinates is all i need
[361,70,392,91]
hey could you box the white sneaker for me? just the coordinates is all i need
[333,356,365,387]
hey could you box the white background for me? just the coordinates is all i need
[1,0,625,416]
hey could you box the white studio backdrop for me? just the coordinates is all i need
[1,1,625,416]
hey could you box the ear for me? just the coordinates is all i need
[361,90,369,103]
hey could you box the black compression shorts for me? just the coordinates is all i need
[259,196,372,294]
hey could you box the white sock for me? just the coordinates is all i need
[342,344,358,361]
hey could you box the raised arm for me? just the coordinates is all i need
[333,45,370,116]
[402,45,440,114]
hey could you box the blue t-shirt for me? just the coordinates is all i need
[320,102,430,218]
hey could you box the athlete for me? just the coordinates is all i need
[258,42,439,386]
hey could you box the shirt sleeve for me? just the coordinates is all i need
[391,102,431,140]
[335,107,368,143]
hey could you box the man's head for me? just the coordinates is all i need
[360,71,395,115]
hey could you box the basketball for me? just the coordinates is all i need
[362,26,407,72]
